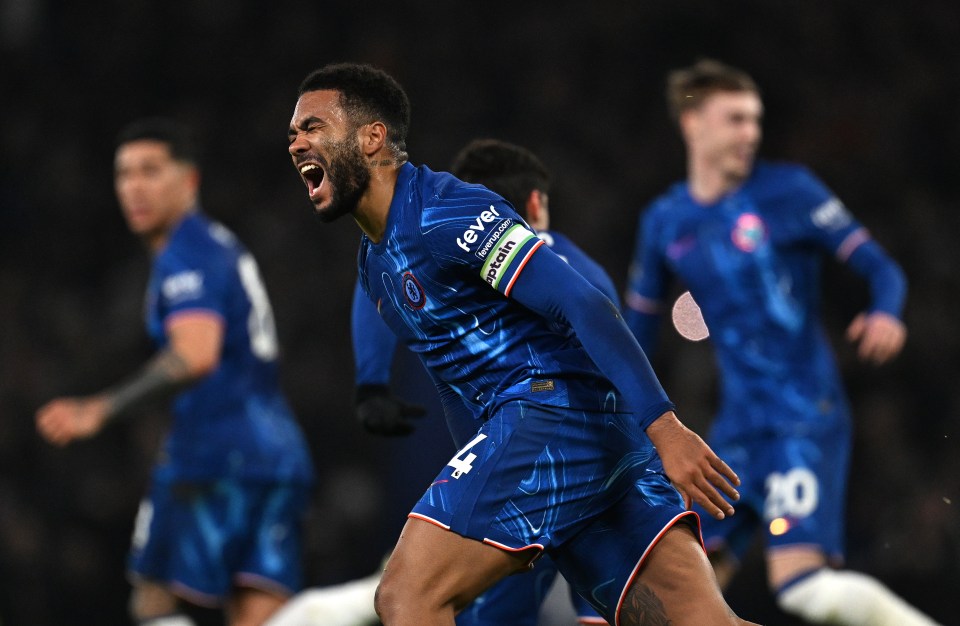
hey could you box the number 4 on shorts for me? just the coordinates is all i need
[447,433,487,479]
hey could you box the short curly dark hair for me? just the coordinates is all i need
[115,117,199,164]
[299,63,410,158]
[449,139,550,214]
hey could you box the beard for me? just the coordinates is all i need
[314,138,372,223]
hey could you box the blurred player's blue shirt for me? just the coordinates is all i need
[357,163,635,441]
[537,230,620,308]
[146,211,314,482]
[625,161,905,440]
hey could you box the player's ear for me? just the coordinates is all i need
[678,109,699,141]
[360,121,387,157]
[524,189,541,220]
[525,190,549,229]
[183,164,201,196]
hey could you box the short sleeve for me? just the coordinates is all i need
[154,248,230,323]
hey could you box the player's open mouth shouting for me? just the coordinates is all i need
[297,159,326,203]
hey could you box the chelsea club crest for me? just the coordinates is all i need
[731,213,766,252]
[402,272,426,309]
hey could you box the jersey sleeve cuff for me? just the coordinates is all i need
[638,400,676,431]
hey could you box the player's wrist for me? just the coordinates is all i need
[81,394,112,426]
[645,410,682,437]
[354,384,390,405]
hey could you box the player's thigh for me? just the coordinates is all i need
[623,524,737,625]
[381,517,535,613]
[129,580,180,619]
[766,544,828,590]
[226,587,287,626]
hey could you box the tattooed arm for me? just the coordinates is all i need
[36,314,223,446]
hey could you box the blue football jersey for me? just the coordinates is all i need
[350,227,621,410]
[357,163,628,427]
[537,230,620,308]
[626,161,890,439]
[145,212,314,482]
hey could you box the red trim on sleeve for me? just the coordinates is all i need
[502,239,545,297]
[836,227,870,262]
[625,291,663,314]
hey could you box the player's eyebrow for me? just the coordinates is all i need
[288,116,324,140]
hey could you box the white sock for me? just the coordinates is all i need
[777,568,940,626]
[264,571,381,626]
[139,615,197,626]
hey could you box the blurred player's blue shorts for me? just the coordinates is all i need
[128,468,312,606]
[457,554,605,625]
[411,396,697,622]
[697,420,851,562]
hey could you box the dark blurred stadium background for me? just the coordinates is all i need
[1,2,957,624]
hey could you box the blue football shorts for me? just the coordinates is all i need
[697,420,851,562]
[128,468,311,606]
[456,554,604,625]
[411,398,697,622]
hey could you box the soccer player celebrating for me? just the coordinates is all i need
[351,138,614,625]
[287,62,755,626]
[36,118,315,626]
[624,59,938,625]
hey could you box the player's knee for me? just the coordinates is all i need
[374,574,419,622]
[129,583,181,623]
[776,568,937,626]
[134,612,197,626]
[376,564,456,622]
[128,583,197,626]
[373,573,400,621]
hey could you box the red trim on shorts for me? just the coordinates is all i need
[614,510,702,626]
[127,572,222,608]
[406,513,545,562]
[234,572,294,598]
[408,512,451,530]
[481,537,545,555]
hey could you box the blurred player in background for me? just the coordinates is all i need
[288,62,754,626]
[624,59,938,625]
[36,118,315,626]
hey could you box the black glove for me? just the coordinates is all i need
[354,384,427,436]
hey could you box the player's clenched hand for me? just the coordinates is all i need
[35,395,110,446]
[354,384,427,437]
[846,311,906,365]
[646,411,740,520]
